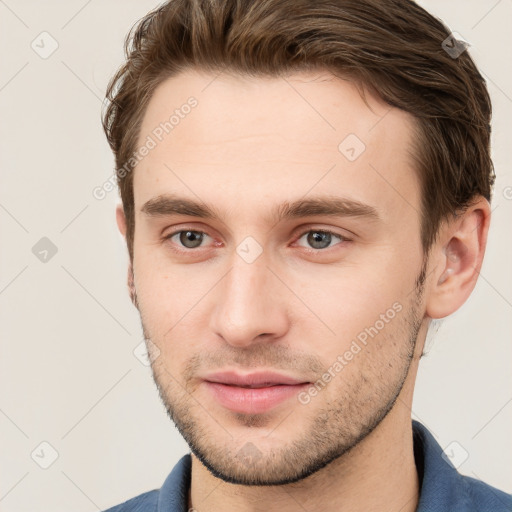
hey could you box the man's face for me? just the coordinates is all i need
[128,69,428,485]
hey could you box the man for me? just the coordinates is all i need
[101,0,511,510]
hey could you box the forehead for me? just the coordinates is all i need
[133,68,420,225]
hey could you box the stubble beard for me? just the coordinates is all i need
[136,266,426,486]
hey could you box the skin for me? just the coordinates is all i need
[116,68,490,512]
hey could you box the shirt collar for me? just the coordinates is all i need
[158,452,191,512]
[412,419,472,511]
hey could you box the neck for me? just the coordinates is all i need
[189,380,420,512]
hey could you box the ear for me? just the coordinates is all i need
[116,203,138,308]
[127,262,138,309]
[425,196,491,319]
[116,203,127,238]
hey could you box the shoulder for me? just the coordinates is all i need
[459,473,512,511]
[412,420,512,511]
[101,454,192,512]
[102,489,159,512]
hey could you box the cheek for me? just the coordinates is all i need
[288,261,407,346]
[305,274,416,380]
[133,254,207,357]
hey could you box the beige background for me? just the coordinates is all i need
[0,0,511,510]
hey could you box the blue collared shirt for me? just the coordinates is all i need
[103,420,512,511]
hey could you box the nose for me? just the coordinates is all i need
[208,253,290,348]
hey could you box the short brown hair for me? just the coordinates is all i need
[102,0,494,262]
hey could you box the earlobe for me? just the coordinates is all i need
[116,203,127,238]
[128,263,138,309]
[426,198,491,319]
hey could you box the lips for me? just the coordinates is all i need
[204,371,307,387]
[202,371,310,414]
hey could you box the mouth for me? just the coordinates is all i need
[202,371,311,414]
[218,383,288,388]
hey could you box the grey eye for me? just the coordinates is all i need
[178,230,205,249]
[297,230,343,250]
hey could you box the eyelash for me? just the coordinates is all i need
[162,227,350,254]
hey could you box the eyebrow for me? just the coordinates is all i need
[140,193,381,225]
